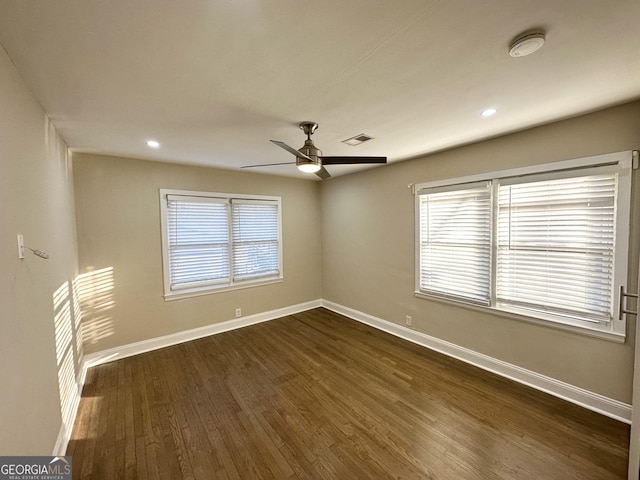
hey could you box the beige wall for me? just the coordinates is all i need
[73,154,322,354]
[321,101,640,403]
[0,47,80,452]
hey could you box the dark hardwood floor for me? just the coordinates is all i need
[67,308,629,479]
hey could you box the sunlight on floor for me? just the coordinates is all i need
[69,395,102,441]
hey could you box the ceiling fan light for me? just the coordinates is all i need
[297,162,321,173]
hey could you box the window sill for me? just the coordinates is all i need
[165,277,283,301]
[414,291,626,343]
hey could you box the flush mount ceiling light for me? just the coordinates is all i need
[509,32,545,58]
[146,140,160,148]
[481,108,497,117]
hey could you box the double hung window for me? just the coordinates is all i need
[160,189,282,298]
[416,151,633,338]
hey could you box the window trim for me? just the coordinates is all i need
[160,188,283,300]
[414,151,633,342]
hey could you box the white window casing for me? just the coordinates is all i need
[415,151,633,341]
[160,189,283,299]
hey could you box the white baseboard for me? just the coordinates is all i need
[52,357,90,456]
[52,414,71,456]
[322,300,632,424]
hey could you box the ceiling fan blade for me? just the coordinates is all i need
[270,140,313,161]
[320,156,387,165]
[241,161,296,168]
[315,167,331,180]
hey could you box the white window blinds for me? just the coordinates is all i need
[163,192,282,295]
[231,199,281,281]
[167,195,230,290]
[414,151,632,337]
[496,170,617,322]
[418,182,492,304]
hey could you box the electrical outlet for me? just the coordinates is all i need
[235,308,242,318]
[405,315,412,327]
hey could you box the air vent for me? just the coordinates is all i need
[342,133,373,146]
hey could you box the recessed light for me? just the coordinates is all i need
[481,108,497,117]
[146,140,160,148]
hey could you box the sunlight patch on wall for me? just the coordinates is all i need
[53,281,82,443]
[72,277,83,358]
[76,267,115,345]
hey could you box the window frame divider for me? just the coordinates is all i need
[489,179,499,307]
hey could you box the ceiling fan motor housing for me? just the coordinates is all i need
[297,139,322,168]
[296,122,321,168]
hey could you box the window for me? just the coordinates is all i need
[415,151,633,339]
[418,182,492,305]
[160,189,282,298]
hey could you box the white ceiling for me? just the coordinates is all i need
[1,0,639,179]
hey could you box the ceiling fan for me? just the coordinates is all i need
[242,122,387,179]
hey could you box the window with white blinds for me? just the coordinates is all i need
[231,199,280,282]
[415,151,632,338]
[161,190,282,297]
[166,195,230,290]
[496,170,616,322]
[418,182,492,304]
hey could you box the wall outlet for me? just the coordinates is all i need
[405,315,412,327]
[235,308,242,318]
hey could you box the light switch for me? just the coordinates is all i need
[17,234,24,259]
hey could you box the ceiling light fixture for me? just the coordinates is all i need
[509,32,545,58]
[481,108,497,117]
[146,140,160,148]
[297,161,321,173]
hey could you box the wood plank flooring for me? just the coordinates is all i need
[67,308,630,479]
